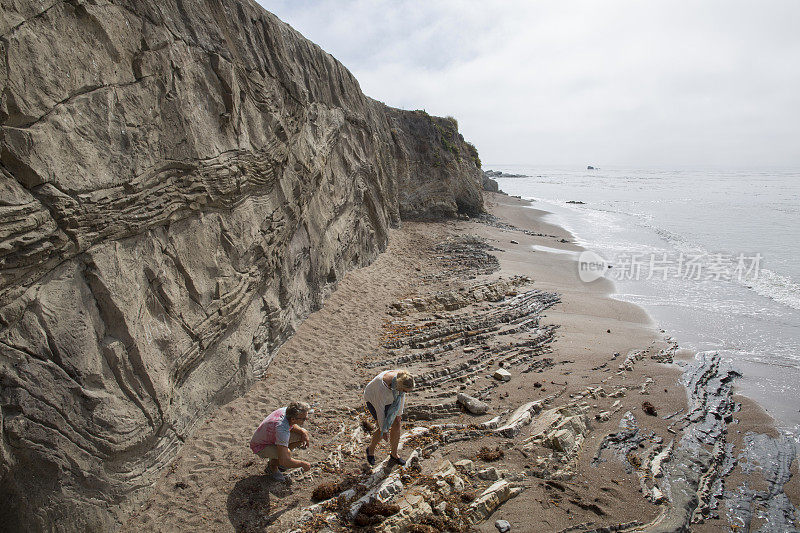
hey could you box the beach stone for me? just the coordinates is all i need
[495,519,512,532]
[478,467,500,480]
[493,368,512,381]
[0,1,486,529]
[457,393,490,415]
[454,459,475,472]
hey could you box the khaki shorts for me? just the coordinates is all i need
[255,432,302,459]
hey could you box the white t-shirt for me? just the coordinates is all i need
[364,370,405,432]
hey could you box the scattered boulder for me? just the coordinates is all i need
[469,480,524,524]
[457,393,490,415]
[454,459,475,472]
[493,368,512,382]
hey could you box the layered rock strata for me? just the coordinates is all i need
[0,0,484,529]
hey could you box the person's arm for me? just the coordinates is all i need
[276,445,311,471]
[289,424,310,447]
[379,371,398,435]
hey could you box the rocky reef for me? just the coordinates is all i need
[0,0,484,529]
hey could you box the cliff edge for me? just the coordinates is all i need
[0,0,483,529]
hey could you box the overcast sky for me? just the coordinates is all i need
[260,1,800,169]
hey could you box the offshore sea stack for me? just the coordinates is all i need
[0,0,484,529]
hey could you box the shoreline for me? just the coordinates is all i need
[495,169,800,433]
[121,192,798,532]
[507,193,795,431]
[483,194,799,532]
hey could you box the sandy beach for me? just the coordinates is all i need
[121,193,798,532]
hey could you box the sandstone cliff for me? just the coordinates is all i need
[0,0,483,529]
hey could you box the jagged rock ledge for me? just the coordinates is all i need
[592,351,799,532]
[0,0,486,530]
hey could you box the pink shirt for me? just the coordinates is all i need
[249,407,291,453]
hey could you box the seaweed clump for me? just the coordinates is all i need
[476,446,504,462]
[311,473,360,502]
[353,499,400,527]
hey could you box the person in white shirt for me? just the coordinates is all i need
[363,369,415,467]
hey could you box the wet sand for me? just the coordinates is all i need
[121,193,798,532]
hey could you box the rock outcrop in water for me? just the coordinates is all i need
[0,0,484,529]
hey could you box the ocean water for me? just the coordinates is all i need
[492,166,800,430]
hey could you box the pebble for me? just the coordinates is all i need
[495,519,511,532]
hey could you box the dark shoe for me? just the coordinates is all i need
[271,470,287,482]
[277,465,286,472]
[388,455,406,467]
[366,448,375,466]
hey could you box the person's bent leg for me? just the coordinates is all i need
[368,428,382,455]
[389,416,401,458]
[256,446,281,474]
[365,402,382,456]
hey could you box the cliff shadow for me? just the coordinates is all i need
[226,474,296,531]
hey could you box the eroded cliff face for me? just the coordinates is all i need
[0,0,483,529]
